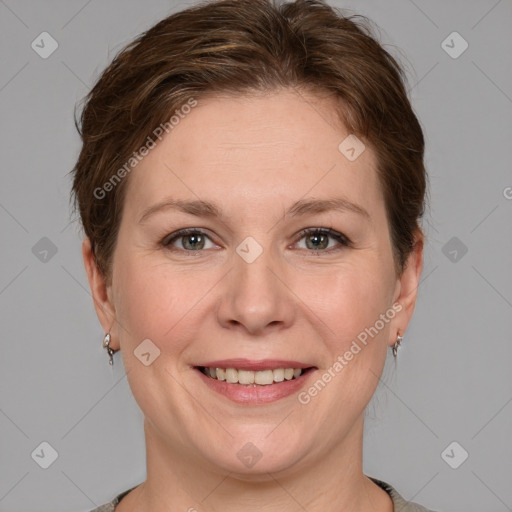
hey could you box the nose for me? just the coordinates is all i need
[216,245,296,336]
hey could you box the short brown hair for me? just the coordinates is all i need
[71,0,426,281]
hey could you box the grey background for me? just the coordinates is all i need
[0,0,511,511]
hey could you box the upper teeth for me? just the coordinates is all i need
[202,367,303,385]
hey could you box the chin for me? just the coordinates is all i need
[199,434,309,478]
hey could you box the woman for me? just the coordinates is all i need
[72,0,434,510]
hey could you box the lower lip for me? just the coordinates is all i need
[195,368,315,404]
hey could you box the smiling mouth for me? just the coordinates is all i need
[196,366,315,386]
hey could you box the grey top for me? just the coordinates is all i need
[89,477,437,511]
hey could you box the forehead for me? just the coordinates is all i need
[123,89,383,220]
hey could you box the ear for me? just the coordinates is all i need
[390,231,424,345]
[82,237,119,350]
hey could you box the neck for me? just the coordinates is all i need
[122,414,392,512]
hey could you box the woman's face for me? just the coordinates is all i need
[85,89,422,476]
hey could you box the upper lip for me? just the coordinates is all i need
[196,359,315,371]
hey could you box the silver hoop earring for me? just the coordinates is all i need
[102,332,115,366]
[392,334,403,358]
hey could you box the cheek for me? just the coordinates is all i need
[302,261,392,327]
[112,251,190,350]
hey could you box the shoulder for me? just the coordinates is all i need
[89,501,116,512]
[369,476,439,512]
[89,487,135,512]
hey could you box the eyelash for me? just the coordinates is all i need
[295,227,351,253]
[161,227,351,254]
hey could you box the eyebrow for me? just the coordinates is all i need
[138,196,370,224]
